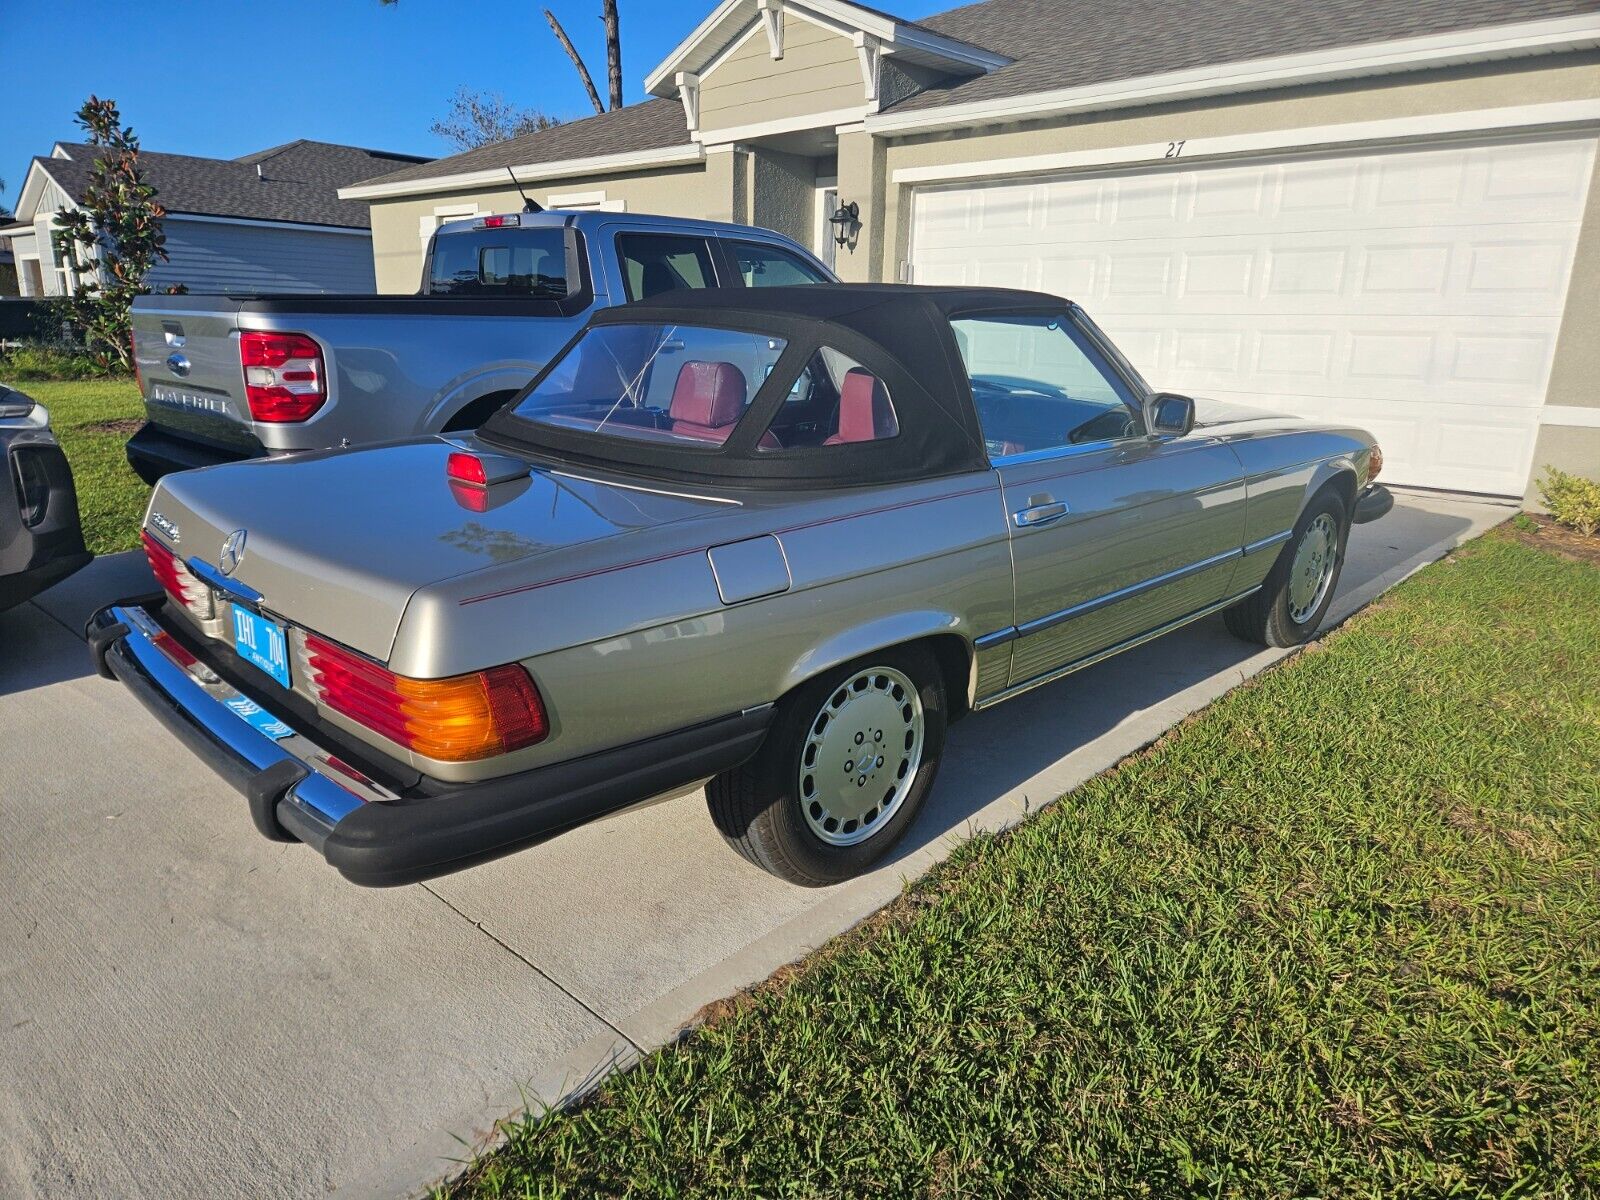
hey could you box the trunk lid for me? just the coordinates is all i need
[132,297,261,455]
[149,439,738,662]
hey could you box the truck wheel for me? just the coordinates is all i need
[707,644,946,886]
[1225,487,1350,648]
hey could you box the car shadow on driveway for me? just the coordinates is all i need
[0,603,92,696]
[0,551,154,699]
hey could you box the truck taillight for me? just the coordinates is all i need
[303,635,548,762]
[240,331,326,423]
[141,530,214,618]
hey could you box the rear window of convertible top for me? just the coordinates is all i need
[509,323,786,448]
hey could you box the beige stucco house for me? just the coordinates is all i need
[341,0,1600,501]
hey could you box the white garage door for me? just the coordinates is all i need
[911,136,1597,495]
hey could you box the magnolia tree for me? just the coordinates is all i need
[50,97,171,371]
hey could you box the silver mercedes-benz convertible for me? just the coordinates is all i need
[90,285,1390,887]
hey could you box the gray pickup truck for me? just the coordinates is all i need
[126,210,834,483]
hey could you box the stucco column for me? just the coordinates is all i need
[703,145,751,227]
[834,126,886,283]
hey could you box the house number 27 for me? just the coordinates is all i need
[1164,140,1187,158]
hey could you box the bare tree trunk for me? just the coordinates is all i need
[602,0,622,111]
[545,8,605,115]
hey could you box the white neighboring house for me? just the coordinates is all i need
[1,140,430,298]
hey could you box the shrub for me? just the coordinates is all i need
[0,342,127,382]
[1539,467,1600,537]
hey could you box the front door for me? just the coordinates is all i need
[953,309,1248,688]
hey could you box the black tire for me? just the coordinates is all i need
[707,644,947,886]
[1225,487,1351,648]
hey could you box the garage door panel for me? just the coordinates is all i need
[919,144,1595,251]
[911,135,1594,493]
[1123,314,1560,406]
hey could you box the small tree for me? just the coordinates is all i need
[430,88,563,151]
[50,96,170,371]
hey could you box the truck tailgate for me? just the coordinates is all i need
[131,297,262,456]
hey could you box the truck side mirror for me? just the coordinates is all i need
[1149,392,1195,438]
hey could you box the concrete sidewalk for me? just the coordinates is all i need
[0,490,1509,1198]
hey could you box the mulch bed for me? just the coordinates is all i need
[1505,513,1600,567]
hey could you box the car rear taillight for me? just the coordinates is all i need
[303,635,548,762]
[141,530,214,617]
[446,451,489,486]
[240,331,326,423]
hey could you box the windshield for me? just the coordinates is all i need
[428,227,568,297]
[509,323,787,448]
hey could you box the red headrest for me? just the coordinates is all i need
[669,361,746,430]
[831,369,896,444]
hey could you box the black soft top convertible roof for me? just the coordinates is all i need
[483,284,1075,489]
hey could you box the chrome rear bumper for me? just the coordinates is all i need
[87,598,773,886]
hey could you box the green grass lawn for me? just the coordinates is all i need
[26,379,148,556]
[445,531,1600,1198]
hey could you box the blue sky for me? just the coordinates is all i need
[1,0,950,211]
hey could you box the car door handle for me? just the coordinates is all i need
[1013,500,1069,527]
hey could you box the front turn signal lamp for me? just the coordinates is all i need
[1368,444,1384,482]
[303,635,548,762]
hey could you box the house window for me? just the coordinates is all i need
[419,203,480,244]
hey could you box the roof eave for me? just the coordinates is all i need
[867,13,1600,136]
[337,142,706,201]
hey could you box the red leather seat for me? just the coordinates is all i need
[824,369,897,444]
[668,360,781,448]
[669,360,746,444]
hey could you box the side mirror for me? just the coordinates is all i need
[1148,392,1195,438]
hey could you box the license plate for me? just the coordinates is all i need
[223,695,295,741]
[231,605,291,688]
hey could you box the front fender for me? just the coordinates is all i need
[1304,452,1364,513]
[779,609,969,698]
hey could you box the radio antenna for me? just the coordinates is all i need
[506,167,542,214]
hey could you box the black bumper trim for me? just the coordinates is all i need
[1353,483,1394,525]
[89,599,774,887]
[125,421,256,485]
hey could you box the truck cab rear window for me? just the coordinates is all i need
[428,228,569,298]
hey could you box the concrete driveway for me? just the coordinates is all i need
[0,489,1509,1198]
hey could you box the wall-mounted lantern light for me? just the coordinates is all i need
[829,200,860,248]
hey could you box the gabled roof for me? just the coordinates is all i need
[643,0,1009,98]
[19,140,431,229]
[340,99,699,199]
[881,0,1600,118]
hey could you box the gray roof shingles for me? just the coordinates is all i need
[893,0,1600,113]
[354,0,1600,191]
[350,99,692,190]
[37,140,430,229]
